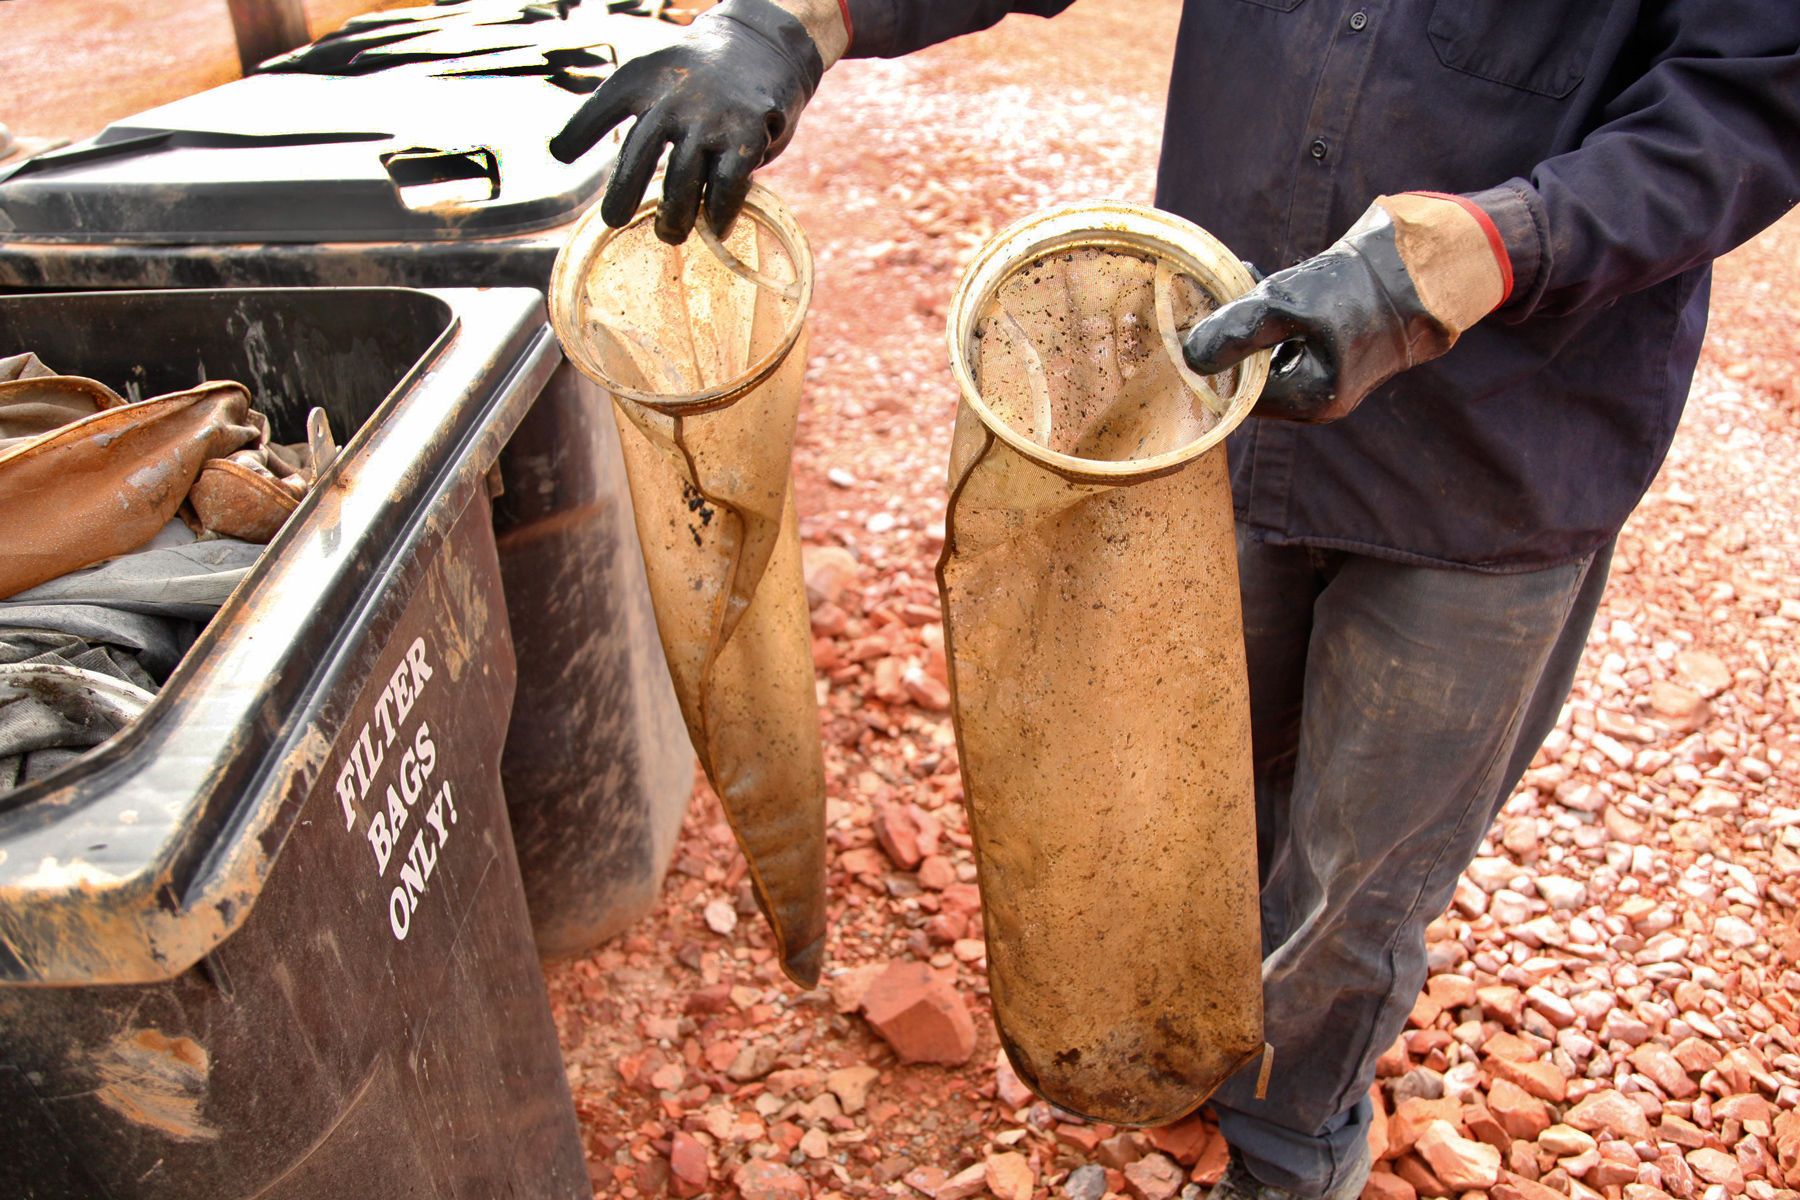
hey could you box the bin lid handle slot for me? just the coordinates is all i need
[382,146,502,209]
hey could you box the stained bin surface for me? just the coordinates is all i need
[0,0,695,957]
[0,287,590,1199]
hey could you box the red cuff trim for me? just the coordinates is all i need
[836,0,854,46]
[1410,190,1514,307]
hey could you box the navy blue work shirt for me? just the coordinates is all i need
[844,0,1800,571]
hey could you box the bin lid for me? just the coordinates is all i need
[0,1,683,244]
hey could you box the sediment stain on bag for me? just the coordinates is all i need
[939,203,1270,1124]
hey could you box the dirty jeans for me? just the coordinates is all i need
[1209,527,1614,1197]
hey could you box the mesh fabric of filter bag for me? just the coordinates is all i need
[939,203,1271,1124]
[550,186,826,987]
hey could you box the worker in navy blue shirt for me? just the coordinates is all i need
[553,2,1800,1196]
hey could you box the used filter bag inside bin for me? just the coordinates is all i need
[939,202,1271,1125]
[550,185,826,987]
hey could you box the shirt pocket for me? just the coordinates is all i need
[1427,0,1608,98]
[1231,0,1308,11]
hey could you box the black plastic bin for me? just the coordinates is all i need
[0,0,695,958]
[0,287,589,1199]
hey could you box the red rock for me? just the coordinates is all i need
[1564,1089,1652,1140]
[875,803,926,868]
[1488,1078,1552,1140]
[1713,1092,1771,1131]
[1362,1169,1418,1200]
[1478,985,1526,1024]
[826,1064,880,1115]
[1367,1085,1391,1162]
[924,912,967,944]
[904,666,952,711]
[1659,1113,1705,1149]
[1426,975,1478,1010]
[1482,1031,1541,1063]
[1486,1055,1568,1102]
[838,846,887,879]
[669,1132,710,1198]
[1647,680,1708,730]
[1683,1148,1742,1189]
[1416,1120,1501,1190]
[903,1165,948,1196]
[1057,1123,1104,1154]
[917,855,957,891]
[1462,1101,1509,1152]
[1409,992,1445,1029]
[636,1157,671,1193]
[1387,1098,1463,1159]
[1096,1132,1150,1170]
[1123,1153,1184,1200]
[994,1050,1034,1110]
[1496,1172,1572,1200]
[1376,1037,1411,1078]
[826,962,884,1014]
[1670,1037,1722,1074]
[984,1152,1035,1200]
[1771,1109,1800,1179]
[1393,1153,1451,1199]
[734,1157,812,1200]
[1147,1114,1213,1165]
[935,1163,989,1200]
[1190,1136,1231,1186]
[1588,1147,1641,1188]
[1629,1043,1697,1098]
[1539,1125,1597,1157]
[860,962,976,1065]
[802,545,859,610]
[1673,649,1731,698]
[939,882,982,917]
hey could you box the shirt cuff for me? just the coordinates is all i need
[1463,181,1549,317]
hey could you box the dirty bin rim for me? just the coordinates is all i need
[547,183,813,415]
[946,200,1268,485]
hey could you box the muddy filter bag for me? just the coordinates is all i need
[939,202,1272,1124]
[550,185,826,987]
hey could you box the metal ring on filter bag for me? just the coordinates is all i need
[947,200,1269,485]
[549,182,814,415]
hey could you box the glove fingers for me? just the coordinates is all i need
[654,136,708,245]
[703,144,758,237]
[1182,293,1300,375]
[1253,347,1337,423]
[549,67,643,164]
[601,105,671,229]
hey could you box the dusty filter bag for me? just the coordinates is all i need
[940,202,1271,1124]
[550,186,826,987]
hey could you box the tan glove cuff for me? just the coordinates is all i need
[1375,191,1512,337]
[767,0,849,66]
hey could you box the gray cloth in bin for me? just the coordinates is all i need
[0,521,261,793]
[0,663,154,793]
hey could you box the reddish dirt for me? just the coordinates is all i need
[9,4,1797,1199]
[0,0,407,145]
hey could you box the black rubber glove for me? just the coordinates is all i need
[1184,194,1511,424]
[549,0,823,245]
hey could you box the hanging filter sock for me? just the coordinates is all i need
[940,201,1272,1124]
[549,184,826,987]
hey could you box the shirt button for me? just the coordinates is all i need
[1310,138,1329,160]
[1349,10,1368,30]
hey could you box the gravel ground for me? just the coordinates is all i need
[7,4,1795,1199]
[539,5,1800,1200]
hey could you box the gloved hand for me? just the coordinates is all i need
[549,0,843,244]
[1184,193,1513,423]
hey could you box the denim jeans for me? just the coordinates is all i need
[1211,527,1613,1197]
